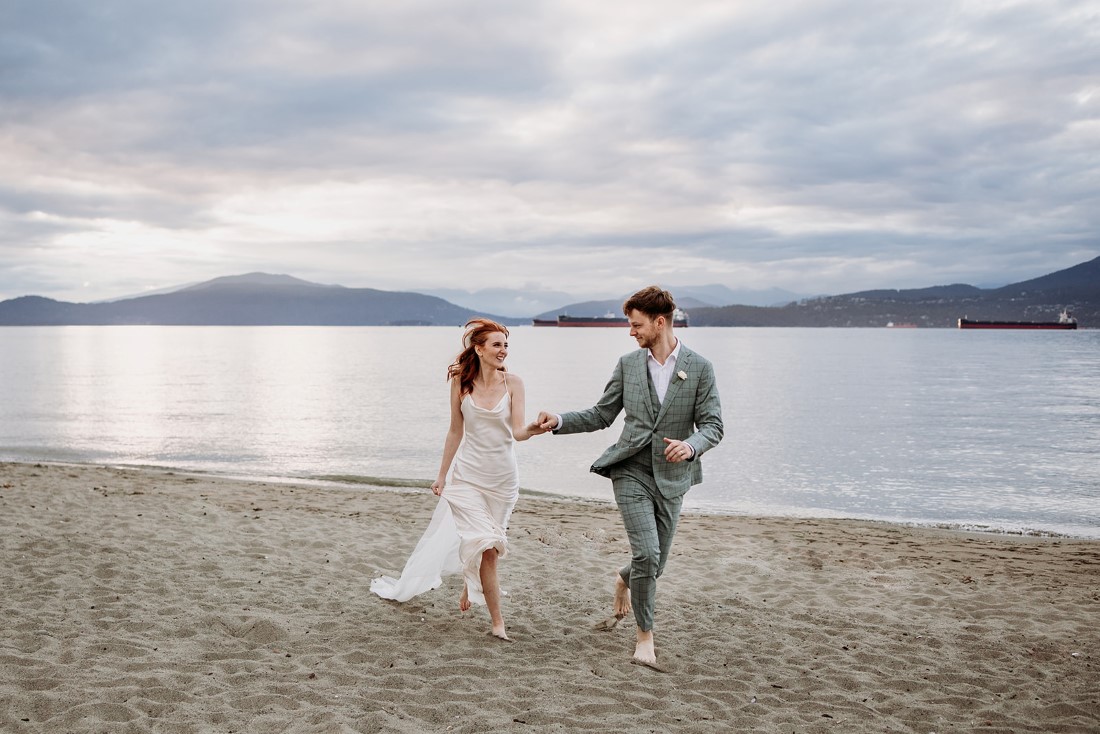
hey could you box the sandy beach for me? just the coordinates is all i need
[1,462,1097,733]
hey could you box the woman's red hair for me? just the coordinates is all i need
[447,318,510,397]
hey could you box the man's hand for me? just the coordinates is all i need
[663,437,694,463]
[536,411,560,431]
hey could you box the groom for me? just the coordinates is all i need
[537,286,723,669]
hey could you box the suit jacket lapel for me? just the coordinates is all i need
[630,350,657,421]
[655,347,693,426]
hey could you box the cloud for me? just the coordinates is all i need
[1,0,1097,302]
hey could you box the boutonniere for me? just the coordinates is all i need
[677,370,687,381]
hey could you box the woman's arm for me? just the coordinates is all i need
[431,378,465,495]
[508,374,546,441]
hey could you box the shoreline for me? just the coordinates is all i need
[2,461,1098,732]
[6,457,1098,540]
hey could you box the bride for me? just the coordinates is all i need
[370,318,546,640]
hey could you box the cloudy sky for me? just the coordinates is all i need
[2,0,1098,304]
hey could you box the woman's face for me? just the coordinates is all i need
[477,331,509,369]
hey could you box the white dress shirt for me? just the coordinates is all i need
[648,338,682,404]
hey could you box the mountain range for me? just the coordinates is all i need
[689,255,1100,327]
[0,256,1096,327]
[429,284,806,317]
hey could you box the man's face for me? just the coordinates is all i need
[627,309,662,349]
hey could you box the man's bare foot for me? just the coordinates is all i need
[594,573,633,630]
[633,638,656,665]
[632,628,660,668]
[613,574,631,618]
[459,585,471,612]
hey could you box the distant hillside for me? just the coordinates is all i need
[671,283,805,307]
[0,273,525,327]
[424,286,580,318]
[842,284,985,302]
[691,256,1100,327]
[533,296,713,321]
[426,283,778,319]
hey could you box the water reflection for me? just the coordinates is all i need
[0,325,1097,537]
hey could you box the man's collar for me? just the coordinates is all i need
[648,337,681,366]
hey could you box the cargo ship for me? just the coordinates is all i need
[536,308,689,328]
[958,309,1077,330]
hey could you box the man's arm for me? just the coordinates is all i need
[538,358,626,435]
[684,360,723,458]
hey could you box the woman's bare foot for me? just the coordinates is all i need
[489,624,512,641]
[459,585,471,612]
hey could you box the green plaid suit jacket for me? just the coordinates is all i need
[557,345,723,498]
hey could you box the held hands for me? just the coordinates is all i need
[525,420,549,436]
[535,411,559,432]
[663,437,694,463]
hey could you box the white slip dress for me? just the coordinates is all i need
[370,375,519,604]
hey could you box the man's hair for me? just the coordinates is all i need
[622,286,676,319]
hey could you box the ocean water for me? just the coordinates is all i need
[1,325,1097,538]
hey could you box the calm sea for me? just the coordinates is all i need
[1,326,1097,538]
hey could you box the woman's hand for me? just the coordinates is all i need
[431,479,444,496]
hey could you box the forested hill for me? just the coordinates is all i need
[690,255,1100,327]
